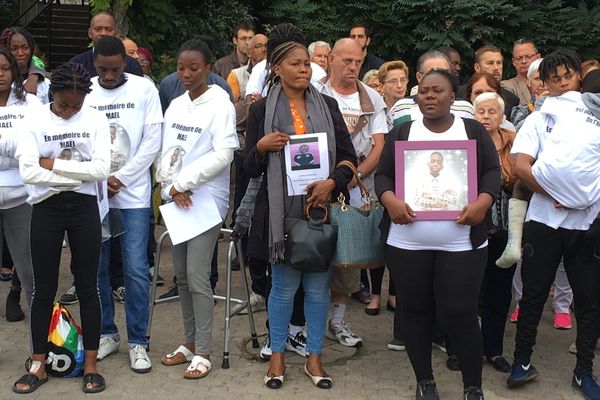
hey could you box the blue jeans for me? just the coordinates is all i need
[268,264,332,354]
[98,208,150,347]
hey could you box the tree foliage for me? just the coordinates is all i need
[252,0,600,79]
[101,0,600,82]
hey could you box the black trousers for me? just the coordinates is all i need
[369,266,396,296]
[386,244,486,388]
[30,192,101,353]
[481,232,517,358]
[514,220,600,374]
[249,257,270,298]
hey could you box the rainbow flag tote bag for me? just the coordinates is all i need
[45,303,85,377]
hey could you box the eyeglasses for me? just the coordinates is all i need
[385,78,408,85]
[253,43,266,49]
[512,53,539,62]
[549,71,576,84]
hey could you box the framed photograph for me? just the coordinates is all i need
[395,140,477,220]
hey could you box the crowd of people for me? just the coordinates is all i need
[0,11,599,400]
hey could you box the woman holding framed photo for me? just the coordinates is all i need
[375,69,500,400]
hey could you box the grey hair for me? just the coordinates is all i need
[513,38,538,55]
[527,58,543,80]
[417,50,450,73]
[308,41,331,55]
[473,92,505,113]
[362,69,379,84]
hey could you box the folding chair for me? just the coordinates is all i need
[147,228,259,369]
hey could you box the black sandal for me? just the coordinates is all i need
[486,356,512,373]
[12,373,48,394]
[82,373,106,393]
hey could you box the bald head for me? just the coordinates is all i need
[329,38,364,91]
[331,38,362,56]
[121,37,138,59]
[248,34,268,64]
[249,34,267,48]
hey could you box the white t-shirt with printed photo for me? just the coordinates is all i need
[16,105,111,204]
[160,86,239,218]
[511,108,600,230]
[331,89,361,134]
[531,92,600,211]
[85,73,163,209]
[329,84,388,194]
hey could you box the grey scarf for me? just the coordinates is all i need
[265,83,336,264]
[233,175,263,236]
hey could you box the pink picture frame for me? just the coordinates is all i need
[395,140,478,221]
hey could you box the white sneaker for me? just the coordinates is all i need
[112,286,126,304]
[259,335,272,360]
[129,344,152,373]
[239,292,267,315]
[326,320,363,347]
[285,330,308,357]
[97,336,120,360]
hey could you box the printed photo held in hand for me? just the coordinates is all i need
[283,132,329,196]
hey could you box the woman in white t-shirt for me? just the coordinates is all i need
[157,39,238,380]
[0,46,41,322]
[375,69,500,400]
[13,63,110,394]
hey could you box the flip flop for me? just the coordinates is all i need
[82,373,106,393]
[183,355,211,379]
[161,345,194,366]
[12,373,48,394]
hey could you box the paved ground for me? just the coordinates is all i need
[0,226,588,399]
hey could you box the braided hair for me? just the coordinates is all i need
[0,27,35,70]
[539,49,581,83]
[0,46,25,102]
[50,63,93,95]
[266,23,305,64]
[264,23,308,90]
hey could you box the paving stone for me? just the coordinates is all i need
[0,225,587,399]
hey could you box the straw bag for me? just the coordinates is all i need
[330,160,384,268]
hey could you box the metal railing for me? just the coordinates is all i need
[10,0,87,28]
[12,0,52,27]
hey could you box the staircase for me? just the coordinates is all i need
[25,2,90,71]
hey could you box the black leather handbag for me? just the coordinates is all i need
[284,206,337,273]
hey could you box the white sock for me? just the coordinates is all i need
[331,303,346,326]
